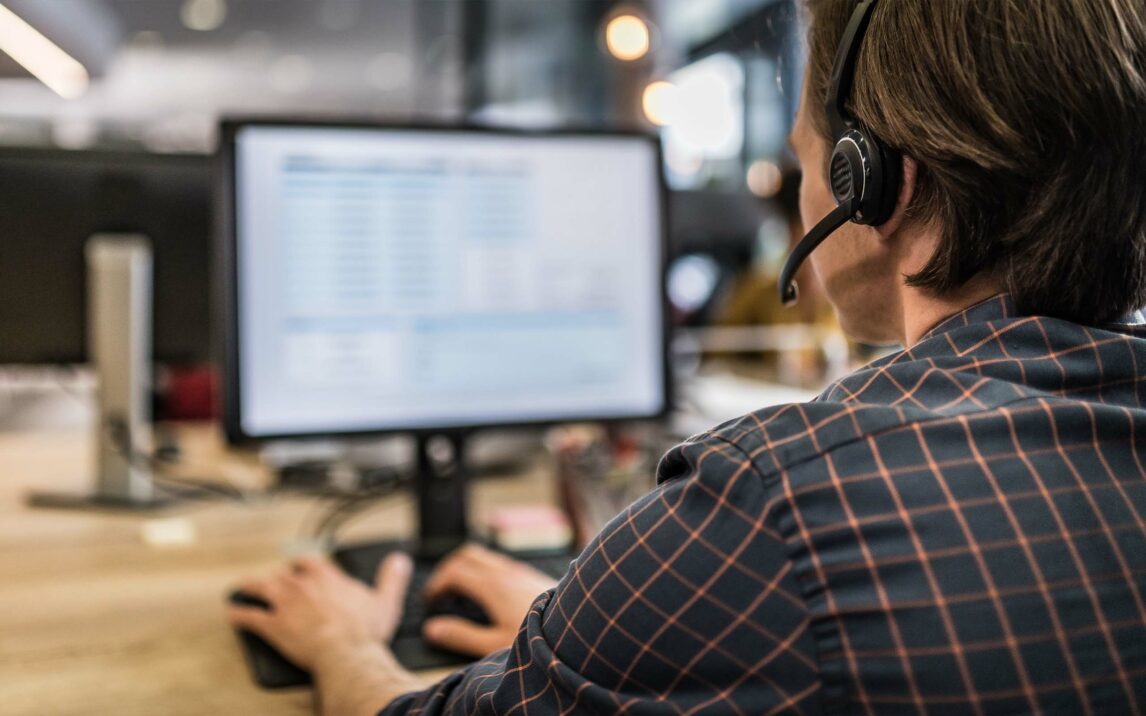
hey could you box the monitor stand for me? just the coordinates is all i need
[28,235,183,512]
[413,432,472,557]
[337,432,472,567]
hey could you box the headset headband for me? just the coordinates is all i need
[825,0,879,138]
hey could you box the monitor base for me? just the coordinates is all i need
[26,489,184,513]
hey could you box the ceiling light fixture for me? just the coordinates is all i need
[0,3,89,99]
[642,80,678,126]
[181,0,227,32]
[605,14,651,62]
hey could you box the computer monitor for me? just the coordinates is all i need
[220,120,669,553]
[0,147,213,366]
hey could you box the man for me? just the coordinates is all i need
[228,0,1146,713]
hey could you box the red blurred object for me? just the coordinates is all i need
[164,365,218,421]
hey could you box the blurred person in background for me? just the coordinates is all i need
[713,166,844,386]
[718,167,836,329]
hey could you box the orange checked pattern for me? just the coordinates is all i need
[383,295,1146,715]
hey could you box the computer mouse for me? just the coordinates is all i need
[226,590,313,689]
[229,590,270,610]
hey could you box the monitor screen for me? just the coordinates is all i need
[226,124,667,439]
[0,148,212,365]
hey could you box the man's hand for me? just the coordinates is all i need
[226,552,412,672]
[228,553,427,715]
[422,544,559,657]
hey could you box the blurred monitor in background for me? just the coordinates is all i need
[0,148,212,366]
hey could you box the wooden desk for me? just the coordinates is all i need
[0,423,555,715]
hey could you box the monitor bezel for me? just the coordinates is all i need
[218,117,673,445]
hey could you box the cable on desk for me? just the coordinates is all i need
[305,466,411,545]
[105,418,263,504]
[107,413,418,536]
[47,368,268,504]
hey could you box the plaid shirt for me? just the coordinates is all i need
[383,295,1146,715]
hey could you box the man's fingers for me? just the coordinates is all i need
[423,560,487,604]
[423,543,506,602]
[236,579,280,605]
[455,543,501,564]
[292,553,340,580]
[226,605,272,633]
[291,553,323,571]
[374,552,414,612]
[423,616,508,658]
[432,544,499,576]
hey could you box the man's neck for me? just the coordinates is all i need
[899,275,1003,346]
[889,224,1003,346]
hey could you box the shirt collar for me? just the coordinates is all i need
[919,293,1146,343]
[919,294,1018,342]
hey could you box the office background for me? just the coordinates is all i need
[0,2,848,711]
[0,0,840,400]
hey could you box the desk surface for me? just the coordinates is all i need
[0,423,555,716]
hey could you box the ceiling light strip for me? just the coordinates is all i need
[0,3,89,98]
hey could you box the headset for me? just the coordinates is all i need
[779,0,901,305]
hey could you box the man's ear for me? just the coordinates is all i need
[876,155,918,239]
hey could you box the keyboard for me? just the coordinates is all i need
[230,542,576,689]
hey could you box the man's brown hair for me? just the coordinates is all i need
[803,0,1146,323]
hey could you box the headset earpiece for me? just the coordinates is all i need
[831,126,899,227]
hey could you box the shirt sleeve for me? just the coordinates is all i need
[380,434,821,715]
